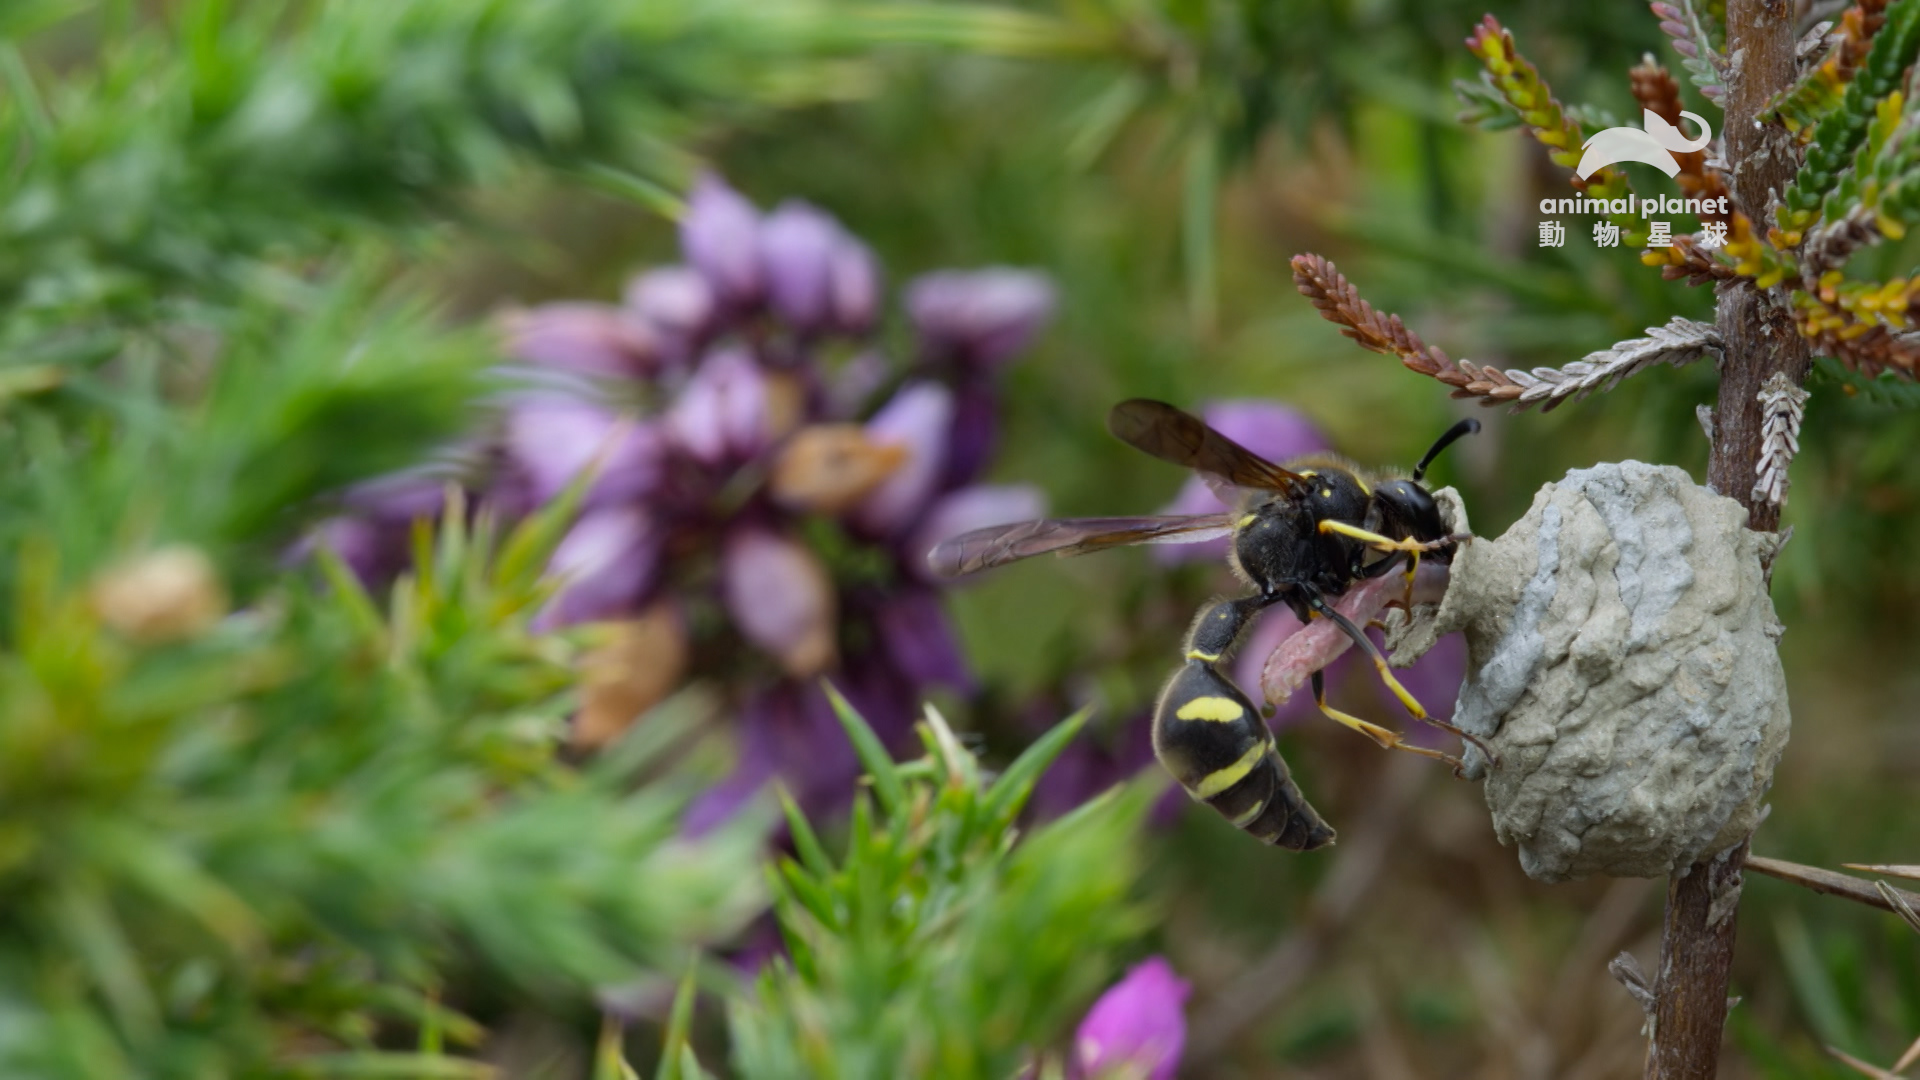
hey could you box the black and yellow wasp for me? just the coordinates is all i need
[928,399,1488,851]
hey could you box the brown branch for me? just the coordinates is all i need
[1745,854,1920,914]
[1291,254,1720,411]
[1289,253,1476,388]
[1642,5,1812,1080]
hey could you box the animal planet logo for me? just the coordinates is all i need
[1576,109,1712,179]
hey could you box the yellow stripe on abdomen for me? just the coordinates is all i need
[1175,695,1245,723]
[1194,742,1267,799]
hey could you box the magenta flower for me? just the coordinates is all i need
[503,302,660,379]
[1075,957,1191,1080]
[907,269,1057,368]
[682,174,764,307]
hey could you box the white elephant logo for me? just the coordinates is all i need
[1575,110,1712,179]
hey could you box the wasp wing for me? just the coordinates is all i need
[927,513,1237,578]
[1108,398,1312,500]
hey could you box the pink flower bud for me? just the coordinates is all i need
[681,174,763,307]
[504,303,660,379]
[503,397,661,507]
[851,382,954,537]
[722,527,838,676]
[1074,957,1191,1080]
[624,266,717,343]
[828,236,881,336]
[760,200,843,333]
[536,507,661,630]
[667,349,771,466]
[907,269,1056,368]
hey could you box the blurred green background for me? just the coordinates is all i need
[7,0,1920,1076]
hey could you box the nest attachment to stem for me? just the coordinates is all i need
[1391,462,1790,884]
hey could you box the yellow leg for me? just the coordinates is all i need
[1306,589,1500,769]
[1312,671,1463,771]
[1399,547,1420,612]
[1318,519,1462,554]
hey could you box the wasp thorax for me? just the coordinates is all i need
[1388,463,1790,884]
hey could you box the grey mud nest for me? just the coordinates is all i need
[1392,462,1790,884]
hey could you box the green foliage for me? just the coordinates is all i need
[0,494,765,1078]
[1780,0,1920,230]
[1810,354,1920,406]
[726,701,1154,1080]
[0,0,1083,325]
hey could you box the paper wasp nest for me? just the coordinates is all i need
[1393,463,1790,884]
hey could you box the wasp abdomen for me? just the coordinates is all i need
[1153,656,1335,851]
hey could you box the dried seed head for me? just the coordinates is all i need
[91,546,228,644]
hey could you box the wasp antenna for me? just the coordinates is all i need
[1412,418,1482,482]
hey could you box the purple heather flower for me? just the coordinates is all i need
[1074,957,1191,1080]
[667,348,771,467]
[760,200,843,333]
[536,507,661,630]
[828,236,881,336]
[339,461,462,521]
[503,397,662,507]
[852,382,954,538]
[943,378,1000,489]
[722,526,839,677]
[681,174,763,307]
[504,302,660,379]
[684,696,785,837]
[873,586,972,692]
[1156,400,1329,566]
[687,671,915,834]
[906,483,1047,583]
[907,269,1056,368]
[624,266,717,348]
[306,516,400,585]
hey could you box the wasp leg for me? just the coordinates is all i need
[1317,519,1463,555]
[1304,590,1499,772]
[1398,546,1420,613]
[1310,669,1464,772]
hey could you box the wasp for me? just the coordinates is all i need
[928,399,1487,851]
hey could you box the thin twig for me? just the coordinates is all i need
[1290,254,1720,411]
[1744,853,1920,915]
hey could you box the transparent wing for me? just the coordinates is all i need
[1108,398,1312,499]
[927,514,1237,578]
